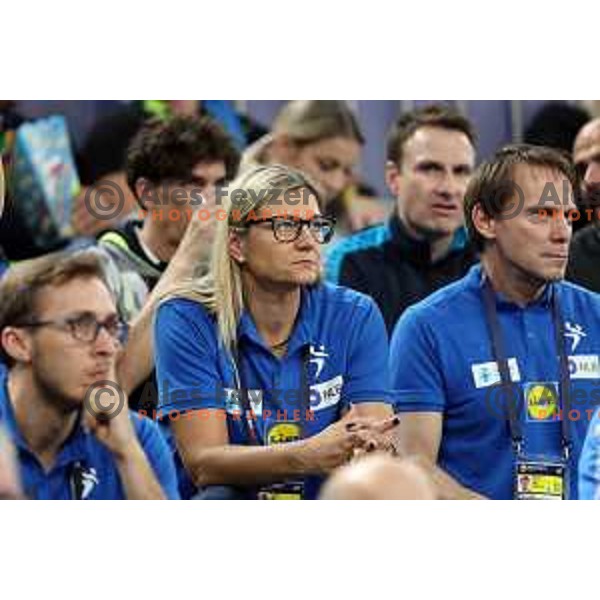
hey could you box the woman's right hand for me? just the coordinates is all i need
[295,407,370,474]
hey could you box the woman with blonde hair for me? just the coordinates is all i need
[154,164,397,499]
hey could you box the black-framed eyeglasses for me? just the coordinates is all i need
[15,313,129,344]
[246,216,336,244]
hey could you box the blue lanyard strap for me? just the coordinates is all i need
[551,292,573,455]
[232,346,311,446]
[482,278,572,456]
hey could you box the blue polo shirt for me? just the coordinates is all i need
[0,369,179,499]
[390,264,600,499]
[154,282,392,499]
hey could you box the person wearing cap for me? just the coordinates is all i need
[390,144,600,499]
[154,164,397,499]
[0,250,179,499]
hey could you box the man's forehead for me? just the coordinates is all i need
[512,163,574,206]
[36,277,116,315]
[512,162,568,185]
[405,126,474,163]
[191,161,226,178]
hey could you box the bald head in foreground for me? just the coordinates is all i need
[319,455,437,500]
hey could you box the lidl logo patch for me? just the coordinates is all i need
[267,422,302,445]
[524,382,559,422]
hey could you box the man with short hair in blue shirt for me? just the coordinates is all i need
[390,144,600,499]
[0,250,179,499]
[154,165,398,499]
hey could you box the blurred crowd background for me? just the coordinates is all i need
[10,100,600,195]
[1,99,598,264]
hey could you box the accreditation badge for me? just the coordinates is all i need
[514,458,567,500]
[258,422,305,500]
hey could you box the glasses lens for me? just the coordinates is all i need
[69,314,99,342]
[311,218,335,244]
[273,218,300,242]
[68,314,127,343]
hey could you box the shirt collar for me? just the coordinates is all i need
[132,222,167,270]
[475,263,555,309]
[0,370,90,468]
[238,286,314,356]
[389,212,468,264]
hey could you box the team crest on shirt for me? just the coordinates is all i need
[81,468,99,499]
[309,344,328,380]
[71,464,99,500]
[564,322,586,352]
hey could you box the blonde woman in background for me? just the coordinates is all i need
[242,101,387,240]
[153,164,397,499]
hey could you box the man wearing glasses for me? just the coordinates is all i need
[154,165,399,499]
[0,250,179,499]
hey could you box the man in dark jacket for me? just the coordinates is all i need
[325,105,477,332]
